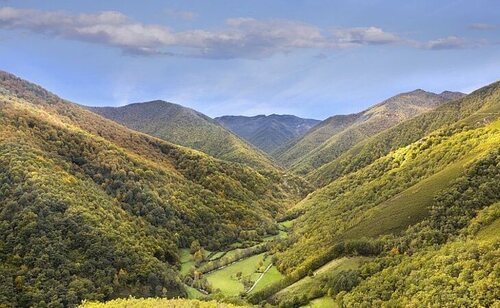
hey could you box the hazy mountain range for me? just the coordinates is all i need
[215,114,320,153]
[89,101,276,170]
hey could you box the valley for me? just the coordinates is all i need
[0,71,498,307]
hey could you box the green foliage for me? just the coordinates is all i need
[0,71,305,307]
[81,297,243,307]
[278,89,458,175]
[0,71,498,308]
[269,257,367,306]
[277,116,499,276]
[309,81,500,187]
[91,101,278,170]
[341,238,499,307]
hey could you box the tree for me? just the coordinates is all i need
[194,250,204,266]
[190,240,201,254]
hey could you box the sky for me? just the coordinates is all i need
[0,0,499,119]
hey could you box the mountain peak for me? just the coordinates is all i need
[439,90,466,100]
[215,114,320,153]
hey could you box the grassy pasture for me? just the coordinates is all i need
[205,253,268,296]
[272,257,368,302]
[248,265,284,294]
[305,296,339,308]
[341,159,466,240]
[180,249,195,275]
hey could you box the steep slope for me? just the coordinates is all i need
[309,84,496,187]
[215,114,320,153]
[277,90,465,175]
[273,113,360,166]
[274,81,499,276]
[340,201,499,307]
[0,71,306,307]
[89,101,275,170]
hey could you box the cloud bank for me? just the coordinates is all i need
[0,7,482,59]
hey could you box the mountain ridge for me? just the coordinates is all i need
[215,114,320,154]
[0,70,307,306]
[275,88,465,174]
[89,100,277,170]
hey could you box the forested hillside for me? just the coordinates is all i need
[251,82,499,306]
[215,114,320,153]
[0,71,306,307]
[0,70,497,308]
[309,82,498,187]
[276,89,464,175]
[90,102,276,170]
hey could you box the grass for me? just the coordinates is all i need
[477,218,500,242]
[305,296,339,308]
[81,298,241,307]
[273,257,368,302]
[475,202,500,243]
[341,159,467,240]
[249,265,284,294]
[205,253,269,297]
[179,249,195,275]
[185,286,205,299]
[263,230,288,241]
[208,251,226,261]
[279,219,294,229]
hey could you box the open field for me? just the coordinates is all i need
[304,296,339,308]
[341,159,468,240]
[272,257,369,302]
[249,265,284,294]
[205,253,269,296]
[180,249,195,275]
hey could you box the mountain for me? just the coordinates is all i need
[0,71,306,307]
[253,81,499,306]
[275,89,465,175]
[215,114,320,154]
[89,101,275,170]
[1,69,497,308]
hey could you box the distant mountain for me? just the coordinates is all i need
[275,89,465,175]
[215,114,320,154]
[89,101,276,170]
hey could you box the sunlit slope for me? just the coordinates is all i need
[277,89,462,175]
[91,101,277,170]
[81,298,243,308]
[0,71,305,306]
[340,202,500,307]
[309,82,499,187]
[273,113,359,167]
[276,85,499,275]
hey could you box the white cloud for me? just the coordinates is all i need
[422,36,468,50]
[469,23,496,30]
[164,9,197,21]
[332,27,401,46]
[0,7,483,59]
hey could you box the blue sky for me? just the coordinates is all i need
[0,0,498,119]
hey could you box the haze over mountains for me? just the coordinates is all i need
[0,70,498,308]
[215,115,320,153]
[89,101,275,170]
